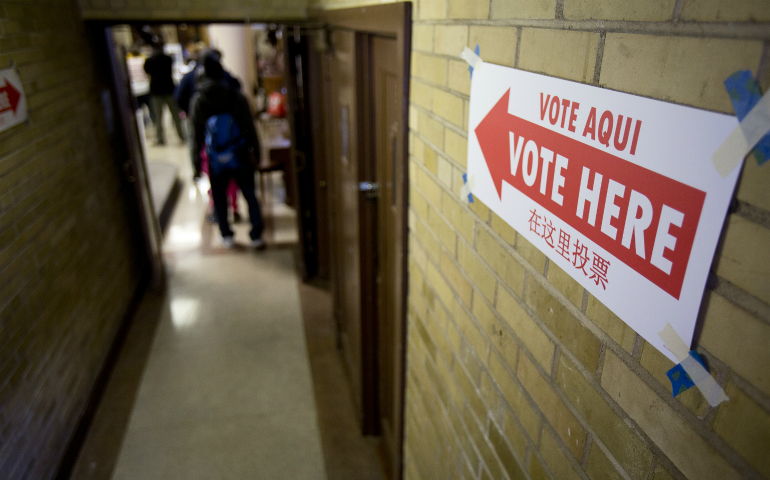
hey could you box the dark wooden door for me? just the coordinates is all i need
[319,5,411,478]
[105,27,164,288]
[373,35,405,479]
[284,27,325,281]
[326,29,366,416]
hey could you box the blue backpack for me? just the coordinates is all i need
[205,113,246,174]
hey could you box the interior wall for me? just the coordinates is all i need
[0,1,145,478]
[207,24,258,112]
[311,1,770,479]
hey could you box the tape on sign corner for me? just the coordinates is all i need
[658,323,729,407]
[712,71,770,177]
[460,45,482,78]
[460,173,475,204]
[658,324,689,362]
[666,351,706,397]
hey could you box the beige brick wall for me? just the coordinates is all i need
[323,0,770,478]
[0,1,143,478]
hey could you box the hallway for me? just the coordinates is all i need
[68,139,385,480]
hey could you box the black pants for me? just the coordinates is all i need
[210,167,263,240]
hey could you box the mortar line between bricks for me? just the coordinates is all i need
[0,118,75,172]
[445,228,644,480]
[409,132,467,179]
[708,274,770,325]
[533,424,593,480]
[415,213,478,314]
[733,200,770,231]
[403,360,455,476]
[592,31,605,85]
[405,346,447,442]
[411,162,473,239]
[489,341,594,480]
[698,346,770,414]
[413,19,770,40]
[408,135,466,173]
[579,432,592,468]
[419,359,480,477]
[756,40,770,85]
[514,27,522,69]
[431,331,511,476]
[411,102,469,138]
[604,343,764,479]
[468,224,729,474]
[484,283,643,480]
[410,74,470,100]
[672,0,684,22]
[412,235,549,468]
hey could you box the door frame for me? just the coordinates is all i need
[317,3,411,477]
[102,24,166,289]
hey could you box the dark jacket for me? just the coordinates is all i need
[143,52,175,95]
[190,76,258,175]
[175,64,242,115]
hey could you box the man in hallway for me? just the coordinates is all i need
[143,41,185,145]
[190,52,265,249]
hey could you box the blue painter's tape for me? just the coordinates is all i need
[462,173,474,203]
[667,351,707,397]
[468,44,480,79]
[724,70,770,166]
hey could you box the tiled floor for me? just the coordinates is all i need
[69,129,384,479]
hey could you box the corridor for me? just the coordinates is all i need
[67,139,384,480]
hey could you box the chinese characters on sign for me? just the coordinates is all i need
[529,208,610,289]
[466,62,741,362]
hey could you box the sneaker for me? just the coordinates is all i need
[222,236,235,248]
[250,238,266,250]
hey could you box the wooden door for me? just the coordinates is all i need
[373,35,405,479]
[325,29,366,417]
[319,5,411,478]
[105,27,164,288]
[284,27,325,281]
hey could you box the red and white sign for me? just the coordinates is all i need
[466,62,741,362]
[0,67,28,133]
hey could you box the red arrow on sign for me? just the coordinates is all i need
[0,80,21,114]
[475,88,516,199]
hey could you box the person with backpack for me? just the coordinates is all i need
[177,48,244,224]
[190,53,265,249]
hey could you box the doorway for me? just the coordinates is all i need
[93,10,411,478]
[315,4,411,478]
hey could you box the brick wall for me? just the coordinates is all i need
[78,0,308,21]
[0,1,143,478]
[342,0,770,479]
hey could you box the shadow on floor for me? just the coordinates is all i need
[298,281,387,480]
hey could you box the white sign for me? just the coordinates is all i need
[0,66,28,133]
[466,61,741,363]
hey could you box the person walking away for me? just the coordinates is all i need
[176,49,242,222]
[190,54,265,249]
[144,42,185,145]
